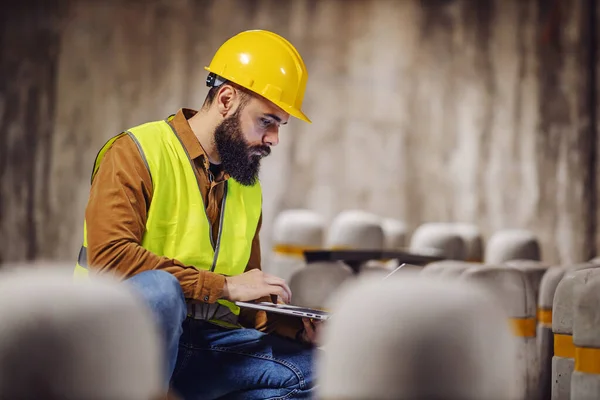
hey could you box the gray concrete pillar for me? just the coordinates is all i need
[0,264,162,400]
[460,266,538,399]
[420,260,482,279]
[326,210,389,275]
[325,210,385,250]
[537,263,598,399]
[572,273,600,400]
[504,260,550,311]
[409,223,467,260]
[452,223,484,262]
[269,209,325,282]
[288,261,354,309]
[381,218,408,250]
[551,267,600,400]
[587,257,600,265]
[485,229,541,264]
[538,266,568,400]
[317,275,521,399]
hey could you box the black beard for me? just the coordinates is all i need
[213,109,271,186]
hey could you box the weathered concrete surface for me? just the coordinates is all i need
[0,0,597,266]
[572,273,600,400]
[460,266,539,399]
[551,268,600,400]
[0,1,65,262]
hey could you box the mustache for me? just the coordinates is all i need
[249,145,271,157]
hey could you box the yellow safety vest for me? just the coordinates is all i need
[74,117,262,327]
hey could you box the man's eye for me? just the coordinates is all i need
[260,118,271,127]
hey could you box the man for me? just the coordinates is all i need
[74,30,320,399]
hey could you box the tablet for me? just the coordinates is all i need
[235,264,410,321]
[235,301,330,321]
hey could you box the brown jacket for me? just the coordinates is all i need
[85,108,303,339]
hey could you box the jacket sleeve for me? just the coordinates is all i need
[85,135,225,303]
[237,213,306,341]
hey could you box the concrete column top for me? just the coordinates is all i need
[288,261,354,309]
[552,267,600,335]
[484,229,541,264]
[504,261,550,310]
[272,209,325,249]
[0,265,161,400]
[326,210,385,250]
[409,223,467,261]
[421,260,483,279]
[318,275,520,399]
[538,266,567,310]
[459,266,535,319]
[573,273,600,348]
[381,218,407,250]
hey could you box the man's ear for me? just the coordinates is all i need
[215,85,237,117]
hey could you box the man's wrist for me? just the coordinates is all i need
[222,277,230,300]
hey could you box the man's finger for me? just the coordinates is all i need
[264,275,293,302]
[269,285,290,304]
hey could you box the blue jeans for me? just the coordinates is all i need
[127,270,317,400]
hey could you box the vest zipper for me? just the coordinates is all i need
[210,181,227,272]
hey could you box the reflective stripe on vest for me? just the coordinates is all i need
[74,118,262,327]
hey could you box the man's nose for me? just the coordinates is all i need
[263,128,280,147]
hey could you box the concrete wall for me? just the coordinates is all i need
[0,0,597,265]
[0,1,65,262]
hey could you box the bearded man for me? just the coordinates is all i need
[74,30,319,400]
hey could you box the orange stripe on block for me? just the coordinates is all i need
[554,334,576,358]
[575,347,600,375]
[509,318,537,338]
[537,308,552,327]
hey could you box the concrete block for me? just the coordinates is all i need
[409,223,467,260]
[551,267,600,400]
[538,264,597,399]
[318,275,521,399]
[460,266,538,399]
[272,209,325,249]
[420,260,482,279]
[269,209,325,282]
[381,218,408,250]
[587,257,600,265]
[358,260,394,278]
[485,229,541,264]
[538,266,568,400]
[268,255,306,284]
[288,261,354,309]
[571,273,600,400]
[326,210,384,250]
[451,223,484,262]
[504,260,550,309]
[0,265,161,400]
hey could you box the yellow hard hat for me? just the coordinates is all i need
[205,30,311,124]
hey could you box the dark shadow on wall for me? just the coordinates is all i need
[588,0,598,261]
[0,1,66,263]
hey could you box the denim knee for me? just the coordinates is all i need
[280,346,318,394]
[127,270,187,327]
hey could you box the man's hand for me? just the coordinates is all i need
[222,269,292,303]
[299,318,324,346]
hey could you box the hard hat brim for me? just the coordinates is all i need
[204,68,311,124]
[280,102,312,124]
